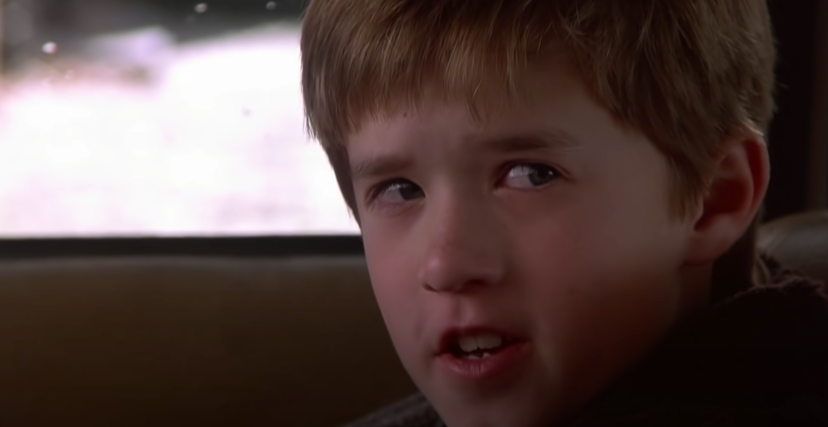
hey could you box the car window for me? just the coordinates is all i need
[0,0,358,237]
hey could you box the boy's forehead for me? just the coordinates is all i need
[346,46,576,140]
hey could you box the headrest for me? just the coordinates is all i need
[758,210,828,284]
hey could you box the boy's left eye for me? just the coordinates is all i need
[369,179,424,206]
[502,163,559,189]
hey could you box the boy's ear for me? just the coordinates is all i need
[684,130,771,266]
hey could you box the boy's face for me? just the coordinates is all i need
[348,54,703,427]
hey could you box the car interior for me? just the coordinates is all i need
[1,1,826,426]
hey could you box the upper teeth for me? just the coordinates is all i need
[457,334,503,352]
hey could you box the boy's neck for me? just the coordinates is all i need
[677,264,714,321]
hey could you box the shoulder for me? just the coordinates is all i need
[723,261,828,352]
[668,269,828,406]
[574,268,828,426]
[340,394,443,427]
[689,272,828,417]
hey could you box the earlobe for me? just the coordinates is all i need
[685,131,770,266]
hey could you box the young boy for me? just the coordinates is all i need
[301,1,828,426]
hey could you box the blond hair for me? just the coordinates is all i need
[301,0,777,289]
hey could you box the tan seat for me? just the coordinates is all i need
[0,210,826,427]
[0,256,415,427]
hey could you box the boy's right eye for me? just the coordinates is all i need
[369,179,424,206]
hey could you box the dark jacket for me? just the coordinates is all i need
[345,259,828,426]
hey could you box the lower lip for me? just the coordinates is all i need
[437,342,530,383]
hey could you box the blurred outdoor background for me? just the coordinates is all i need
[0,0,359,237]
[1,1,826,238]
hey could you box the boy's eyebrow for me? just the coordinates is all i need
[475,130,582,153]
[351,154,413,183]
[350,130,580,181]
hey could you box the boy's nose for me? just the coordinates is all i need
[417,202,507,294]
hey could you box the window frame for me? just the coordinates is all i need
[0,235,365,259]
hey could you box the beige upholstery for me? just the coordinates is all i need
[1,210,826,427]
[0,256,415,427]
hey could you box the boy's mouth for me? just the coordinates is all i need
[448,333,510,359]
[436,326,531,382]
[437,326,524,358]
